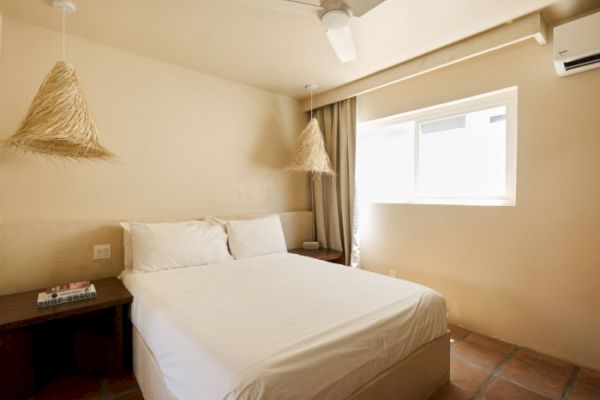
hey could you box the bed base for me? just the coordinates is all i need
[133,327,449,400]
[348,332,450,400]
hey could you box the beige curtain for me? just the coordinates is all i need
[311,97,357,266]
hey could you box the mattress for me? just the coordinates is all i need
[121,253,447,400]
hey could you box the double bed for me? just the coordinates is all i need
[121,252,449,400]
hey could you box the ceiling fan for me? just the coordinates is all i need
[241,0,387,62]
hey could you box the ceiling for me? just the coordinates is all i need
[0,0,596,98]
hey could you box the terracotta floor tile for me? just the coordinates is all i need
[572,381,600,400]
[484,378,552,400]
[34,375,103,400]
[451,358,492,393]
[465,333,515,355]
[448,324,470,343]
[452,341,508,371]
[501,357,572,399]
[578,368,600,387]
[104,371,139,395]
[430,382,475,400]
[514,349,573,373]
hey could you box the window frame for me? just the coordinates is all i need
[358,86,518,206]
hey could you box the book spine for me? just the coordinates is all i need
[50,288,92,298]
[47,287,90,297]
[36,290,97,308]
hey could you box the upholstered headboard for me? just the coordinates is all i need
[0,211,313,296]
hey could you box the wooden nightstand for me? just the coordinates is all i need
[289,248,345,264]
[0,277,133,400]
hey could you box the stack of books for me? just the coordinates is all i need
[36,281,97,308]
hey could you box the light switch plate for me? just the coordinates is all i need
[93,244,111,260]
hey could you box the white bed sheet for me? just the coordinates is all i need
[121,253,447,400]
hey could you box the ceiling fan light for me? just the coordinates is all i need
[321,9,351,30]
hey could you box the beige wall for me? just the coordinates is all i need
[0,18,310,223]
[0,212,313,296]
[0,18,310,293]
[358,38,600,370]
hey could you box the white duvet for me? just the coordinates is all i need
[121,253,447,400]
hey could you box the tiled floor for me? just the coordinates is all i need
[34,325,600,400]
[431,324,600,400]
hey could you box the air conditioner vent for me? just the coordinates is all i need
[564,53,600,71]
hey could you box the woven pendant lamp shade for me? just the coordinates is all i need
[286,118,334,175]
[2,61,113,159]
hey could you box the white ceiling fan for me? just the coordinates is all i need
[241,0,387,63]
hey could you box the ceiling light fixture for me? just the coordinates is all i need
[321,8,351,30]
[320,3,356,63]
[285,84,335,175]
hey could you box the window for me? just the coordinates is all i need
[357,87,517,206]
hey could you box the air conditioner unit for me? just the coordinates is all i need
[553,11,600,76]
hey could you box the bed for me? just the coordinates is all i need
[120,252,449,400]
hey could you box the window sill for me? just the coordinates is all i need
[364,197,516,207]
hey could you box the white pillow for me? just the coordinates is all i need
[121,219,227,269]
[128,221,232,272]
[226,215,287,259]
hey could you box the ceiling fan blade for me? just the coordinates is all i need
[344,0,385,17]
[237,0,322,17]
[325,25,357,62]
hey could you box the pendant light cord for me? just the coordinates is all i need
[62,8,66,60]
[310,87,313,120]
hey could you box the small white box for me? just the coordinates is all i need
[302,241,320,250]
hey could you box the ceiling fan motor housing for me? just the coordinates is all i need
[320,1,353,30]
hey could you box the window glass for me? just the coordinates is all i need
[357,123,414,203]
[356,87,517,206]
[417,106,507,198]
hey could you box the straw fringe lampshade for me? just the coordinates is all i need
[286,118,334,175]
[286,84,334,175]
[1,1,113,160]
[3,61,113,159]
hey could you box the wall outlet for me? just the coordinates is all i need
[389,269,397,278]
[93,244,111,260]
